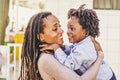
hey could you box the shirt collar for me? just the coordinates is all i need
[73,36,91,47]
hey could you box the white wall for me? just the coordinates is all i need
[96,10,120,79]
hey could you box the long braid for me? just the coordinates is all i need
[19,12,52,80]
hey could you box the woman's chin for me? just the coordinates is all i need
[58,41,64,45]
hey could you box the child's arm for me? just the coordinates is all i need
[40,44,69,64]
[40,43,85,70]
[63,45,73,55]
[55,47,85,70]
[40,43,73,55]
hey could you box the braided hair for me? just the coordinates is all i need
[19,12,52,80]
[68,4,100,38]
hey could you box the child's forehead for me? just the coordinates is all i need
[68,16,79,23]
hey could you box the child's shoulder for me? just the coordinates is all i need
[75,41,96,53]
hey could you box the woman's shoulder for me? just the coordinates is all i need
[37,54,56,80]
[38,53,53,65]
[38,53,54,73]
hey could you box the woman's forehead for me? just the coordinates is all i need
[44,15,59,24]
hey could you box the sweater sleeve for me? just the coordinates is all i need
[54,47,86,70]
[64,45,73,55]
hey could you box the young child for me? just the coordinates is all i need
[41,4,116,80]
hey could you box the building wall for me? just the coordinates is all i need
[97,10,120,79]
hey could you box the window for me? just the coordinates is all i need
[93,0,120,10]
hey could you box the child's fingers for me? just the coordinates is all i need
[40,47,49,51]
[40,47,46,51]
[39,44,48,47]
[40,46,53,51]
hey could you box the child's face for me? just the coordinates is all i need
[39,15,64,45]
[67,16,87,43]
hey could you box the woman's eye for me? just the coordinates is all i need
[59,25,61,27]
[53,24,61,31]
[53,28,57,31]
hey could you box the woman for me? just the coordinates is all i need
[19,12,103,80]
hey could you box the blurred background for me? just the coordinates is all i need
[0,0,120,80]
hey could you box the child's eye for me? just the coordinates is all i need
[70,27,74,31]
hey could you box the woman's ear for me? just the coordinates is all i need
[37,33,45,42]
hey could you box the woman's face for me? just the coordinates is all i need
[39,15,64,45]
[67,16,87,43]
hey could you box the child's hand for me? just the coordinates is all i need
[40,44,60,51]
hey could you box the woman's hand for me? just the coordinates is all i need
[91,37,104,60]
[91,37,102,52]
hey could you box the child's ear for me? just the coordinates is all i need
[37,33,45,42]
[85,31,89,36]
[82,29,89,36]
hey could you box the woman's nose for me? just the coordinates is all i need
[58,27,64,33]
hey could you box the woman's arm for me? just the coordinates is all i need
[38,38,103,80]
[81,51,103,80]
[38,53,81,80]
[38,51,103,80]
[82,37,104,80]
[80,38,104,80]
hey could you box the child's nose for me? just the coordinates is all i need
[67,29,71,34]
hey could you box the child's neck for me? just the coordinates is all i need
[75,36,89,44]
